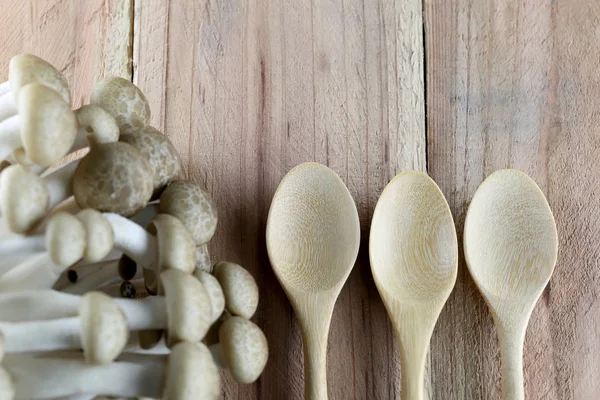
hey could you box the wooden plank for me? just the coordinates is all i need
[133,0,425,398]
[425,0,600,398]
[0,0,131,107]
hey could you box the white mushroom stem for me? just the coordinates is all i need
[0,232,45,258]
[124,339,227,370]
[0,114,22,161]
[104,213,158,267]
[0,90,17,121]
[0,289,167,330]
[0,81,10,97]
[3,355,165,399]
[0,253,66,291]
[0,317,83,353]
[43,158,80,209]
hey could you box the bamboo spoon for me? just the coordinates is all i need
[369,171,458,400]
[464,169,558,400]
[266,162,360,400]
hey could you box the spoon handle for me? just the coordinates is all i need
[301,326,329,400]
[498,325,526,400]
[397,333,428,400]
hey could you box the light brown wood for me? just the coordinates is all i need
[0,1,131,107]
[464,169,558,400]
[425,1,600,399]
[133,0,425,398]
[370,171,458,400]
[266,162,361,400]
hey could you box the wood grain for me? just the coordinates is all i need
[0,0,131,107]
[133,0,425,398]
[425,0,600,399]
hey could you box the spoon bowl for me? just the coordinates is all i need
[370,171,458,400]
[266,162,360,400]
[464,169,558,400]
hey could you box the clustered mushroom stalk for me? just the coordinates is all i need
[0,342,220,399]
[0,53,270,400]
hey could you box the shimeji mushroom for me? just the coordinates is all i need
[90,77,151,133]
[159,181,218,245]
[0,164,49,233]
[213,261,259,319]
[0,291,128,363]
[9,105,119,175]
[101,213,196,294]
[193,270,225,324]
[0,54,71,121]
[124,316,269,384]
[0,342,220,400]
[195,244,212,272]
[0,211,85,269]
[0,83,77,166]
[120,126,182,198]
[0,212,86,290]
[0,270,213,346]
[73,142,154,217]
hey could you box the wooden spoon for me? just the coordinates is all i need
[464,169,558,400]
[369,171,458,400]
[266,162,360,400]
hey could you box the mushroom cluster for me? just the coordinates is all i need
[0,54,267,400]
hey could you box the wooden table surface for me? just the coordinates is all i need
[2,1,599,399]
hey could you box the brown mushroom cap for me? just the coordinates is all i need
[75,105,120,145]
[0,164,49,233]
[9,54,71,104]
[144,214,196,294]
[219,316,268,384]
[163,342,220,400]
[193,270,225,323]
[76,209,115,263]
[194,244,212,273]
[213,261,259,319]
[120,126,182,197]
[18,83,78,166]
[45,211,86,266]
[160,269,212,346]
[159,181,218,245]
[72,142,154,217]
[79,291,128,364]
[90,77,151,133]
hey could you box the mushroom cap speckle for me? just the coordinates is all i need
[18,83,78,166]
[195,244,212,273]
[193,270,225,323]
[144,214,196,294]
[0,366,14,400]
[72,142,154,217]
[120,126,182,197]
[160,269,212,346]
[213,262,259,319]
[79,291,128,364]
[163,342,220,400]
[159,181,218,245]
[76,209,115,263]
[90,77,151,133]
[219,316,268,384]
[0,164,49,233]
[45,211,86,266]
[9,54,71,104]
[75,105,120,145]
